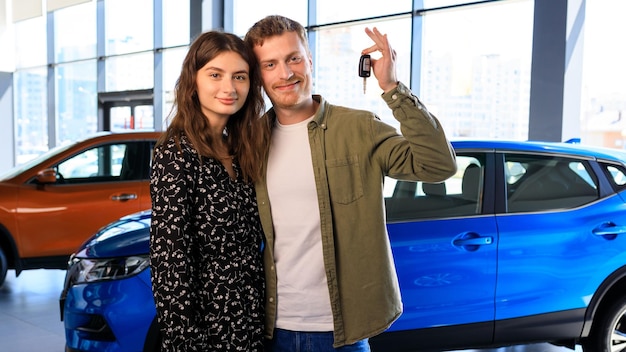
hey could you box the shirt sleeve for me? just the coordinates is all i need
[377,81,457,182]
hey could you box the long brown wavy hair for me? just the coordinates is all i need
[157,30,270,182]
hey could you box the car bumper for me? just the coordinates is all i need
[61,269,156,352]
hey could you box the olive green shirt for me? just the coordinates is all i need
[255,82,457,347]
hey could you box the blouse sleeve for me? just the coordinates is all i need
[149,140,205,350]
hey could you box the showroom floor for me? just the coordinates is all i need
[0,269,584,352]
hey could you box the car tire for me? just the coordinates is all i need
[0,247,7,287]
[582,295,626,352]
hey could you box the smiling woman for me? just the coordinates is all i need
[149,31,270,352]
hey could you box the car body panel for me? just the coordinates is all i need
[387,215,498,331]
[15,180,148,257]
[63,271,155,351]
[0,131,160,274]
[494,196,626,321]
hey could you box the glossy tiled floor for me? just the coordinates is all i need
[0,269,583,352]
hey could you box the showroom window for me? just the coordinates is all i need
[104,0,153,56]
[53,2,98,146]
[418,1,533,139]
[13,68,48,165]
[55,61,98,145]
[53,2,96,62]
[314,18,412,130]
[162,0,190,47]
[580,1,626,148]
[161,47,188,126]
[232,0,307,36]
[14,15,48,165]
[105,52,154,92]
[315,0,411,23]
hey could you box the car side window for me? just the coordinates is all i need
[55,141,151,184]
[599,162,626,193]
[505,154,599,213]
[384,155,485,221]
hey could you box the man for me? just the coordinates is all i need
[244,15,457,351]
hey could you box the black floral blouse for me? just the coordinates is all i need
[149,135,265,351]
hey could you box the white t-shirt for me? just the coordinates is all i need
[266,116,333,332]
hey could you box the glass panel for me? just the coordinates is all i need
[105,0,153,55]
[422,0,480,8]
[420,0,533,140]
[162,0,189,47]
[601,162,626,192]
[385,155,484,221]
[133,105,154,131]
[53,1,96,62]
[232,0,307,37]
[315,18,411,130]
[14,68,48,165]
[105,52,154,91]
[316,0,411,24]
[14,16,47,69]
[110,106,132,131]
[580,2,626,148]
[161,47,188,128]
[505,155,599,213]
[55,60,98,145]
[57,143,126,180]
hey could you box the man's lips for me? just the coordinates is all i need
[275,80,300,90]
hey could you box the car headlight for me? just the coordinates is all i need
[67,255,149,284]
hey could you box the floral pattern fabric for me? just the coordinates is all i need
[150,136,265,351]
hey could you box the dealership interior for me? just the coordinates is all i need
[0,0,623,351]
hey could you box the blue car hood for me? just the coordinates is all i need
[75,210,151,258]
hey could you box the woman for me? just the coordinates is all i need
[150,31,270,351]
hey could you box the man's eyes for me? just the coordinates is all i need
[262,56,302,69]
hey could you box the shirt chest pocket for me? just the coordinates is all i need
[326,156,364,204]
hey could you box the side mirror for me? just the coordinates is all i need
[36,168,58,184]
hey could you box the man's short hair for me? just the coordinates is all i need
[244,15,309,52]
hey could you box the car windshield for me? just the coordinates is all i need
[0,143,76,181]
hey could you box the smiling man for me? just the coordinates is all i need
[245,15,457,352]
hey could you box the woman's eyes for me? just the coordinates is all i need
[208,73,247,81]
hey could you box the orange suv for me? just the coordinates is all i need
[0,131,160,286]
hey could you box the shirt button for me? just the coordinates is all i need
[270,265,275,271]
[269,297,274,303]
[392,94,398,100]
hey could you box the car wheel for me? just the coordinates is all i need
[582,296,626,352]
[0,247,7,287]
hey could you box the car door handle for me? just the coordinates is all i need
[592,222,626,239]
[452,232,493,252]
[111,193,138,201]
[453,237,493,246]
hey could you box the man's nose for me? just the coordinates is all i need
[277,62,294,80]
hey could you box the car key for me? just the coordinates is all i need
[358,54,371,94]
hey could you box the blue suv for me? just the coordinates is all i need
[60,140,626,352]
